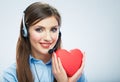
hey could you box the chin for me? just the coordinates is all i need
[39,50,49,55]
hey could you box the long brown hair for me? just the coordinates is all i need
[16,2,61,82]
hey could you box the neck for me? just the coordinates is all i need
[32,52,52,63]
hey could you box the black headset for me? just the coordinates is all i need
[48,32,61,54]
[22,13,61,54]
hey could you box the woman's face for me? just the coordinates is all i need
[29,16,59,56]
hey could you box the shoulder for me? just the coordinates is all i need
[0,63,18,82]
[77,72,88,82]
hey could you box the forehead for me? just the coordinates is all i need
[33,16,58,27]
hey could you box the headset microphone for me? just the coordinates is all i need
[48,32,61,54]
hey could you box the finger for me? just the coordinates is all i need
[77,53,85,74]
[52,53,55,72]
[82,51,86,62]
[72,53,85,80]
[53,52,60,72]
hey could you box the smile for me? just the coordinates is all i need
[40,42,52,48]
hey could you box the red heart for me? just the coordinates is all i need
[55,49,83,77]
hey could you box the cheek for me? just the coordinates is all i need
[29,32,42,43]
[52,33,59,43]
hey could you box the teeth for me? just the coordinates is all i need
[40,43,51,48]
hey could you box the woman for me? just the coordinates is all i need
[1,2,87,82]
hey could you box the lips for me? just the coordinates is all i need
[40,42,52,48]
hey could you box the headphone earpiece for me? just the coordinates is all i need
[22,13,28,37]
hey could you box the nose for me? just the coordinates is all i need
[44,32,52,41]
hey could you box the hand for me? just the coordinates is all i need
[68,52,85,82]
[52,52,68,82]
[52,52,85,82]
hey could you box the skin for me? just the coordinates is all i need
[28,16,85,82]
[29,16,59,63]
[52,52,85,82]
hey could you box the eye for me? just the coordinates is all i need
[35,27,43,32]
[51,27,58,32]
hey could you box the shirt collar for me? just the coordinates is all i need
[29,54,52,65]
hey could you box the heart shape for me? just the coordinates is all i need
[55,49,83,77]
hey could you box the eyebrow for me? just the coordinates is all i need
[51,25,59,28]
[35,25,59,28]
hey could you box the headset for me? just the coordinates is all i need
[48,32,61,54]
[22,13,28,37]
[22,13,61,54]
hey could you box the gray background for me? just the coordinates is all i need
[0,0,120,82]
